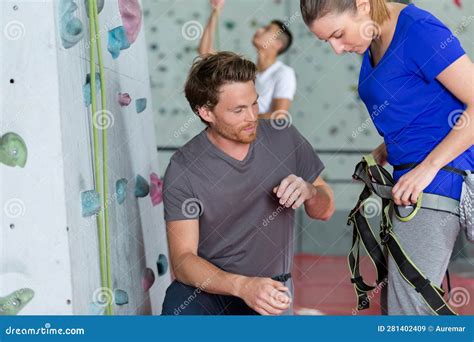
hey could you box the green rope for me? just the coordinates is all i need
[88,0,113,316]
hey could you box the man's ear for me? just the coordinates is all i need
[197,106,214,125]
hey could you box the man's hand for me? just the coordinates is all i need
[273,174,315,209]
[235,276,291,315]
[210,0,225,10]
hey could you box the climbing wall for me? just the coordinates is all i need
[0,0,170,315]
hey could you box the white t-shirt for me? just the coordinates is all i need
[255,60,297,114]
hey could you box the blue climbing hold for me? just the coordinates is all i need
[107,26,131,59]
[157,254,168,276]
[135,98,147,113]
[114,289,129,305]
[58,0,85,49]
[81,190,100,217]
[134,174,149,198]
[83,73,101,106]
[116,179,128,205]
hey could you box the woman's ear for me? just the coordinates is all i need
[355,0,371,17]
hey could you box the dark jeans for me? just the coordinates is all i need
[161,280,259,315]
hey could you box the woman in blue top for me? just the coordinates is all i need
[300,0,473,314]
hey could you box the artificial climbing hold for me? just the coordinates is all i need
[83,73,101,106]
[0,132,28,168]
[150,173,163,206]
[118,93,132,107]
[157,254,168,276]
[84,0,105,17]
[89,301,105,315]
[135,98,147,113]
[58,0,85,49]
[0,288,34,315]
[114,289,129,305]
[115,178,128,205]
[81,190,101,217]
[118,0,142,44]
[142,268,155,292]
[107,26,131,59]
[134,175,149,197]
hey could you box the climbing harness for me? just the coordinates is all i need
[394,163,474,243]
[347,155,466,315]
[87,0,113,315]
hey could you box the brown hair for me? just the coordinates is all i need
[184,51,257,126]
[300,0,390,27]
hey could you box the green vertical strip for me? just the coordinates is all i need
[87,0,111,316]
[91,0,113,316]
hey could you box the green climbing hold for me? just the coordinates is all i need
[0,132,28,168]
[224,20,236,30]
[134,174,149,197]
[0,288,34,315]
[157,254,168,276]
[114,289,129,305]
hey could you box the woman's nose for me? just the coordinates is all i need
[329,40,345,55]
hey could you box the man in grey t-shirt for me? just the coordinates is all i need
[161,52,334,316]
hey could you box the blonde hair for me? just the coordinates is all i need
[300,0,390,26]
[370,0,390,25]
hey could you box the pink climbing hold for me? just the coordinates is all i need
[118,93,132,106]
[118,0,142,44]
[142,268,155,292]
[150,172,163,207]
[453,0,462,8]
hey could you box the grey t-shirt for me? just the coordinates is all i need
[163,119,324,278]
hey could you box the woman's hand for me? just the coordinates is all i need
[392,163,440,206]
[371,143,388,166]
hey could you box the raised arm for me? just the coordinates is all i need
[198,0,225,56]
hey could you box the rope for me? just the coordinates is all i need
[88,0,113,316]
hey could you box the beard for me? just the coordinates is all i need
[212,119,259,144]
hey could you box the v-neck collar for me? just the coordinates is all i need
[202,129,256,165]
[367,3,413,69]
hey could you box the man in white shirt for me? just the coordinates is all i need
[198,0,297,120]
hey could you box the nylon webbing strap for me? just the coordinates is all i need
[347,155,457,315]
